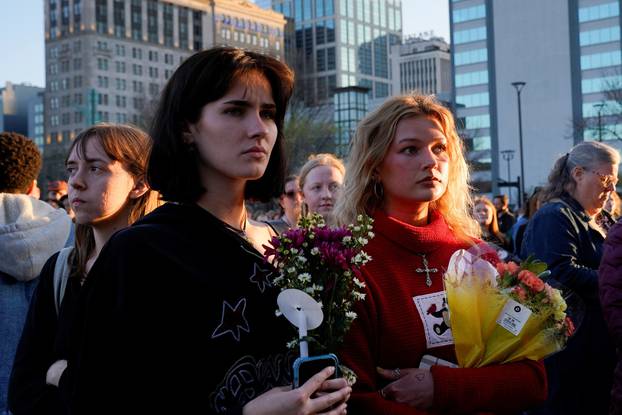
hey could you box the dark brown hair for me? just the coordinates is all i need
[66,124,160,280]
[0,132,42,193]
[148,47,295,203]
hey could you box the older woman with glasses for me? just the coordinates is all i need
[521,141,619,415]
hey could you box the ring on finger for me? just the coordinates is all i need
[393,367,401,379]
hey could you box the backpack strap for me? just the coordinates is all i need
[53,247,73,316]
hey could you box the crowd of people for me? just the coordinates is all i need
[1,46,622,415]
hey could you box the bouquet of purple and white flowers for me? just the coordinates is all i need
[263,213,374,354]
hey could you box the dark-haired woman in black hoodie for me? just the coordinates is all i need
[56,48,350,415]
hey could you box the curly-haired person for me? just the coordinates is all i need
[0,132,71,413]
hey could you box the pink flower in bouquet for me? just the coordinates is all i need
[512,285,528,302]
[496,261,520,276]
[565,316,575,337]
[518,270,545,293]
[264,213,373,355]
[446,252,580,368]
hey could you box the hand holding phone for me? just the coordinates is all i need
[293,353,341,388]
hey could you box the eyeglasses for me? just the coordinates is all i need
[588,169,618,188]
[284,191,300,199]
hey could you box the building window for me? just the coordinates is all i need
[147,0,158,43]
[579,26,621,46]
[193,10,203,50]
[456,92,490,108]
[97,75,109,88]
[163,3,174,46]
[97,93,109,106]
[132,47,143,59]
[582,75,622,94]
[375,82,388,98]
[97,58,109,71]
[327,47,336,70]
[579,2,619,23]
[96,0,108,34]
[455,70,488,87]
[465,114,490,129]
[131,0,142,40]
[115,61,126,73]
[179,7,189,49]
[73,0,82,27]
[580,51,622,70]
[115,95,127,108]
[453,4,486,23]
[149,82,159,96]
[114,0,125,37]
[454,26,487,45]
[454,48,488,66]
[316,48,327,71]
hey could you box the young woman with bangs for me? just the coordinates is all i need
[335,94,547,414]
[55,48,350,415]
[8,124,160,415]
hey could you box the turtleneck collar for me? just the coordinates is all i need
[373,209,459,255]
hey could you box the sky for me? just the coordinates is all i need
[0,0,450,88]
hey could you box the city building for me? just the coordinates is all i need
[390,35,452,98]
[450,0,622,198]
[28,91,46,153]
[334,85,368,156]
[256,0,403,105]
[0,83,45,147]
[42,0,286,181]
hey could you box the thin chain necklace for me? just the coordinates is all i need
[221,208,248,239]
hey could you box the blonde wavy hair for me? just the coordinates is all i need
[333,94,480,242]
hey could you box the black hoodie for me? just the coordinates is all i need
[58,203,293,414]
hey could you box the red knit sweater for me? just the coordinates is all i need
[340,210,547,414]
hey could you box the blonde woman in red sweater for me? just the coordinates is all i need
[334,94,547,414]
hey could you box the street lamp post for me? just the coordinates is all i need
[500,149,516,205]
[594,102,605,142]
[511,81,526,208]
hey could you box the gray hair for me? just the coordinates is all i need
[540,141,620,203]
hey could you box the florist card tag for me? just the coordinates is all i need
[413,291,454,349]
[496,299,533,336]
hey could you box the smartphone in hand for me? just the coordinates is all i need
[292,353,341,388]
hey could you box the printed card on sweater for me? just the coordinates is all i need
[413,291,454,349]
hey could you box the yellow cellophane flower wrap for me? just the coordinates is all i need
[445,249,568,368]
